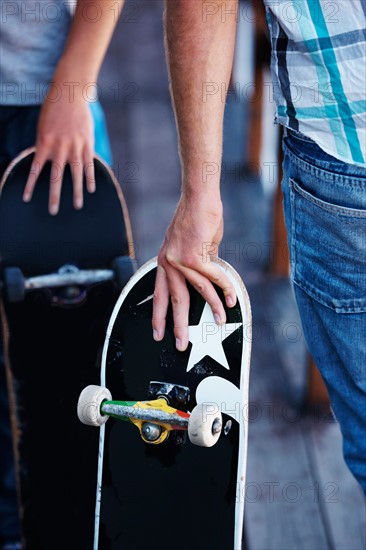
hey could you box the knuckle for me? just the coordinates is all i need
[157,250,166,265]
[183,256,200,270]
[222,284,233,295]
[39,132,53,146]
[50,166,63,182]
[165,252,179,268]
[85,162,94,174]
[54,135,68,148]
[171,295,182,307]
[211,273,222,285]
[69,155,82,166]
[83,141,94,156]
[83,147,94,160]
[153,287,163,302]
[193,282,206,295]
[84,156,93,166]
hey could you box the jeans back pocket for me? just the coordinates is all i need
[289,178,366,313]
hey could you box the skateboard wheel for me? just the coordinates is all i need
[188,404,222,447]
[3,267,25,302]
[112,256,138,290]
[77,385,112,427]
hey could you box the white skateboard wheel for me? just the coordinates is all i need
[188,404,222,447]
[77,385,112,427]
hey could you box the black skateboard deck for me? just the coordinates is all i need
[78,257,252,550]
[0,148,136,550]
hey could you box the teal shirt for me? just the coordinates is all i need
[264,0,366,166]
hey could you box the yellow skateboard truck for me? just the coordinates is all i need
[77,384,223,447]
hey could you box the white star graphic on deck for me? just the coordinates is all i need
[186,302,242,372]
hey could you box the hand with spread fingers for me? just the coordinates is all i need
[23,81,96,215]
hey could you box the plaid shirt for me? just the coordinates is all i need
[264,0,366,166]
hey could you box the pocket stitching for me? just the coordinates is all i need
[289,178,366,219]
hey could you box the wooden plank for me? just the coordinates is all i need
[245,421,330,550]
[244,280,329,550]
[304,417,366,550]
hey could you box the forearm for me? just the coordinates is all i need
[164,0,238,200]
[54,0,124,86]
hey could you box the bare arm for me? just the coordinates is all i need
[24,0,124,214]
[153,0,238,350]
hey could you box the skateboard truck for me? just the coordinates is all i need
[77,384,223,447]
[145,381,190,444]
[147,381,190,408]
[2,256,137,305]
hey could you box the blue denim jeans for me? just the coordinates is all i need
[281,128,366,494]
[0,102,112,547]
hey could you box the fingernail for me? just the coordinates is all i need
[75,198,83,209]
[176,338,182,351]
[49,205,58,215]
[214,313,222,325]
[23,193,30,203]
[153,329,159,341]
[227,296,234,307]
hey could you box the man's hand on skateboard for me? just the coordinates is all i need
[153,194,237,352]
[23,82,96,215]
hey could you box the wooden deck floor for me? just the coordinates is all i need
[99,2,366,548]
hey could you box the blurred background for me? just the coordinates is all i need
[98,1,365,548]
